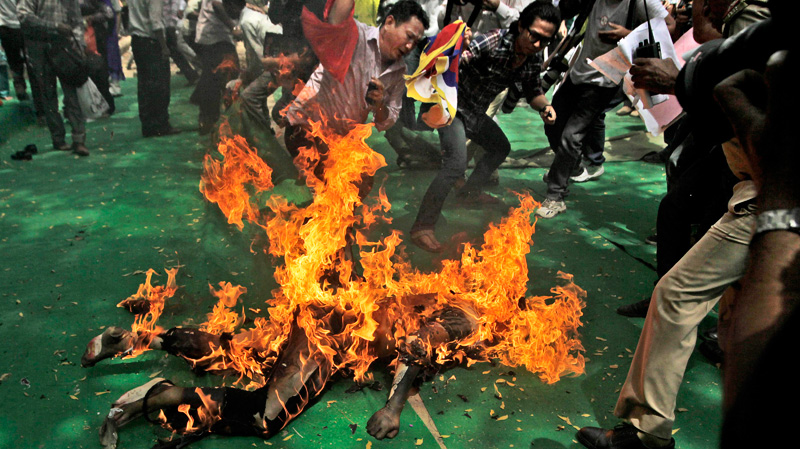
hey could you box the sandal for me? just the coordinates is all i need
[410,229,444,253]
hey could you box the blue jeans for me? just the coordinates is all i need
[411,114,511,232]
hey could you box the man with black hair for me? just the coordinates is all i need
[409,1,560,253]
[283,0,428,150]
[576,8,783,449]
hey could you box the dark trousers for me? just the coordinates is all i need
[193,41,237,127]
[656,144,738,279]
[0,25,28,96]
[166,27,198,82]
[22,36,46,117]
[25,39,85,146]
[89,26,115,114]
[131,35,172,135]
[240,70,276,130]
[411,114,511,232]
[544,77,619,200]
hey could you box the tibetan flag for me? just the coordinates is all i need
[405,20,467,128]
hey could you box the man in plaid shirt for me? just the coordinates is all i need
[410,1,559,253]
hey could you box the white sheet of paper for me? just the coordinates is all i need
[588,18,687,135]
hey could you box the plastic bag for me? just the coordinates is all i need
[77,78,110,120]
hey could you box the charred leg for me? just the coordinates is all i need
[99,322,336,446]
[82,327,229,369]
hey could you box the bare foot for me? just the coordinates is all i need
[81,327,135,367]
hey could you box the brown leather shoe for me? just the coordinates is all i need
[410,229,444,253]
[72,143,90,157]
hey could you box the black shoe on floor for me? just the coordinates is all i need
[698,340,724,364]
[144,127,182,138]
[701,325,718,342]
[577,424,675,449]
[11,151,32,160]
[617,298,651,318]
[641,151,668,164]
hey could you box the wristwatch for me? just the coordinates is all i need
[754,208,800,236]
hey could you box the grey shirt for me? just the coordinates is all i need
[570,0,667,87]
[127,0,165,39]
[195,0,233,45]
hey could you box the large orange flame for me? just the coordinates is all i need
[119,268,179,358]
[115,116,585,435]
[195,118,585,386]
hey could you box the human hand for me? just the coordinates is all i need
[365,78,385,109]
[598,22,630,44]
[630,58,680,95]
[366,405,401,440]
[232,25,243,39]
[463,27,473,47]
[559,20,568,39]
[539,105,556,125]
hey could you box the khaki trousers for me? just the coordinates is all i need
[614,210,756,440]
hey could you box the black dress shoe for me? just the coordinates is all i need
[577,424,674,449]
[617,298,651,318]
[143,127,182,138]
[701,325,718,342]
[159,127,182,136]
[698,340,724,364]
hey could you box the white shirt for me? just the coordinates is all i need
[570,0,668,87]
[286,20,406,134]
[127,0,166,39]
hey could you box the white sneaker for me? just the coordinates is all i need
[570,165,604,183]
[535,199,566,219]
[109,81,122,97]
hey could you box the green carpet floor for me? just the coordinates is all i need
[0,77,721,449]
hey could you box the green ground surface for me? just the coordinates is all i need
[0,78,721,449]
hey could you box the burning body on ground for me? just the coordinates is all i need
[81,117,586,448]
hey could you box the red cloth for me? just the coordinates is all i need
[84,24,100,55]
[300,1,358,84]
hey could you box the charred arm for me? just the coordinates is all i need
[366,361,421,440]
[367,306,478,440]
